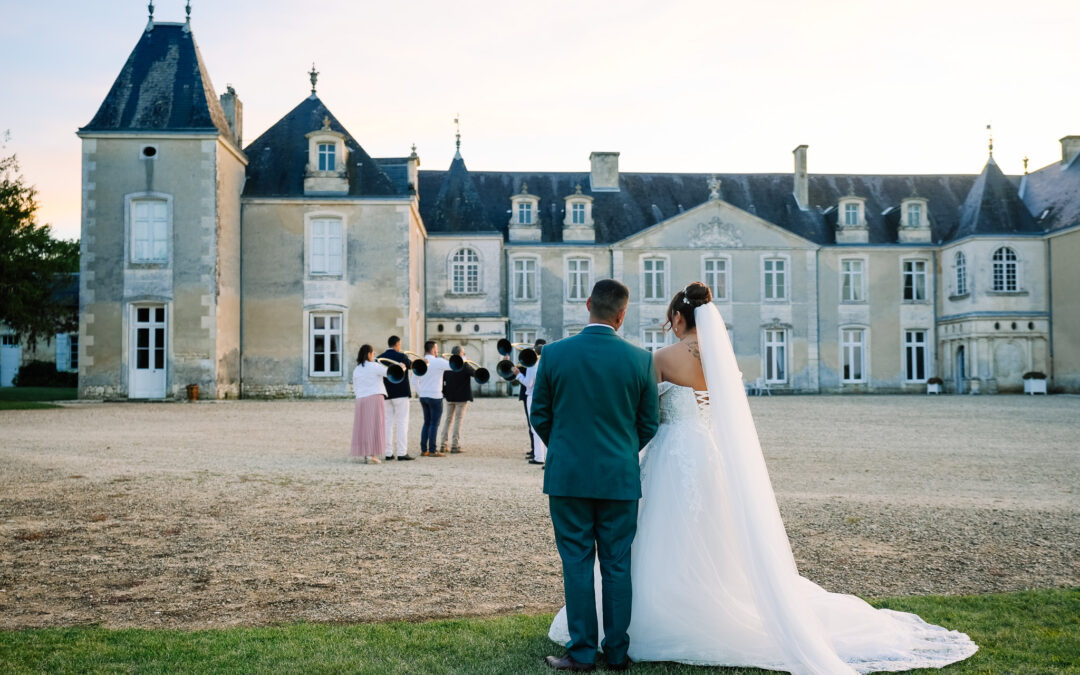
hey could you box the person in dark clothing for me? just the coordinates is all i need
[376,336,414,461]
[439,345,474,454]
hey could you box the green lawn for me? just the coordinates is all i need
[0,387,76,410]
[0,588,1075,674]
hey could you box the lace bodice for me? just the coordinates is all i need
[658,382,710,425]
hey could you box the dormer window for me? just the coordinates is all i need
[562,184,595,242]
[318,142,336,171]
[518,202,533,225]
[509,183,541,236]
[305,117,348,195]
[906,203,922,227]
[844,203,860,226]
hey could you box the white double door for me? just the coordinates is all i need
[130,305,167,399]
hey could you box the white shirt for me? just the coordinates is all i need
[515,366,538,396]
[353,361,388,399]
[415,355,452,399]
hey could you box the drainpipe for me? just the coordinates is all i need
[1046,236,1053,385]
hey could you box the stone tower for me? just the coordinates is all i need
[76,18,245,399]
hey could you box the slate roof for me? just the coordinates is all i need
[425,152,496,233]
[418,163,983,245]
[1021,154,1080,233]
[243,96,401,198]
[80,23,233,140]
[951,158,1039,240]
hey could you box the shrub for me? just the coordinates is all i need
[12,360,77,388]
[927,377,944,385]
[1022,371,1047,380]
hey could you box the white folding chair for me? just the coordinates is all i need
[754,377,771,396]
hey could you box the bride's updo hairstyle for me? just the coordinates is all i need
[664,281,712,333]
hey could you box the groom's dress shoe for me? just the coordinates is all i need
[544,654,595,672]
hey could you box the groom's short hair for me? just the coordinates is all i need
[589,279,630,320]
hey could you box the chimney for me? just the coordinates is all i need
[793,145,808,209]
[1060,136,1080,165]
[589,151,620,192]
[220,86,243,147]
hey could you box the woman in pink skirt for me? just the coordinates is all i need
[351,344,388,463]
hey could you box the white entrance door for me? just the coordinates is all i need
[1,334,21,387]
[130,305,167,398]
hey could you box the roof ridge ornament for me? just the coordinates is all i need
[1023,156,1029,175]
[309,63,319,95]
[454,113,462,154]
[182,0,191,32]
[147,1,154,29]
[987,123,994,158]
[575,183,583,195]
[708,175,721,200]
[321,116,331,130]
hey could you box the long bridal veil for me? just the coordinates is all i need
[695,302,976,674]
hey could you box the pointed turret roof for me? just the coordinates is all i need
[423,152,495,232]
[80,23,232,140]
[952,157,1038,240]
[242,96,399,197]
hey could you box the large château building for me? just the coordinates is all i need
[69,15,1080,399]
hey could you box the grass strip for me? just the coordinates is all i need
[0,588,1075,674]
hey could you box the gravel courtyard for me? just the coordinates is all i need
[1,395,1077,630]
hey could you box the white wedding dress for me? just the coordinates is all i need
[550,303,977,674]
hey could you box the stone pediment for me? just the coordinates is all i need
[617,200,816,250]
[690,217,743,248]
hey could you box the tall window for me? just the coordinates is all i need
[904,330,927,382]
[992,247,1018,291]
[571,203,586,225]
[703,258,728,301]
[642,329,668,353]
[309,313,342,376]
[955,251,968,296]
[903,260,927,301]
[68,333,79,371]
[840,259,864,302]
[763,258,786,301]
[310,218,343,275]
[131,199,168,263]
[518,202,533,225]
[844,203,859,226]
[643,258,666,301]
[513,258,537,301]
[841,328,866,383]
[317,143,335,171]
[566,258,591,300]
[764,329,787,383]
[450,248,480,294]
[512,330,536,345]
[906,203,923,227]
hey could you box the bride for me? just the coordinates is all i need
[549,282,977,674]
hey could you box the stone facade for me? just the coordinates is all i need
[71,17,1080,398]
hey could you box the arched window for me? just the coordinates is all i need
[991,247,1018,292]
[954,251,968,295]
[450,248,481,294]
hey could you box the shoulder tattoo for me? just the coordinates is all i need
[685,340,700,360]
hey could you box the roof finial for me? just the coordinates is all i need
[185,0,191,23]
[454,113,461,152]
[987,123,994,158]
[410,143,418,159]
[148,1,154,22]
[309,63,319,95]
[1023,156,1029,175]
[708,175,721,200]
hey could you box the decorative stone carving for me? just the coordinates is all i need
[690,216,743,248]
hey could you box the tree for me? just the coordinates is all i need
[0,132,80,349]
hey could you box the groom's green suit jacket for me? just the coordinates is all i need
[531,325,660,500]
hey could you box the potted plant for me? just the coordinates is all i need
[1022,371,1047,395]
[926,376,943,395]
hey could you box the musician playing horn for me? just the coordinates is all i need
[514,338,547,466]
[439,345,474,454]
[414,340,454,457]
[377,336,414,461]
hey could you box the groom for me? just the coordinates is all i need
[530,279,660,671]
